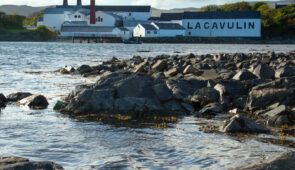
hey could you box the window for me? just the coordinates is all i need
[101,18,103,22]
[78,15,81,18]
[74,15,77,18]
[154,31,157,34]
[147,31,151,34]
[129,13,132,16]
[188,32,191,36]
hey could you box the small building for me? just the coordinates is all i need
[152,22,185,37]
[43,7,73,30]
[133,23,158,37]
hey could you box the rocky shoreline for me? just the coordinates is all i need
[1,51,295,169]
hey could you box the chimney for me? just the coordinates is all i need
[63,0,68,7]
[77,0,82,6]
[90,0,96,25]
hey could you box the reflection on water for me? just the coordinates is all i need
[0,42,294,169]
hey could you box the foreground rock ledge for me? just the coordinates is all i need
[0,157,64,170]
[232,151,295,170]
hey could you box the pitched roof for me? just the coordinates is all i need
[148,17,160,21]
[44,8,73,14]
[159,13,184,21]
[183,11,261,19]
[140,24,157,30]
[118,27,129,31]
[63,21,88,26]
[61,26,117,32]
[123,20,150,27]
[153,23,184,30]
[56,5,151,12]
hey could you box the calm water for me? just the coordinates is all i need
[0,42,295,169]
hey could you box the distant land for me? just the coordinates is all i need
[0,0,294,17]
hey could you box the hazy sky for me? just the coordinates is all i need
[0,0,284,9]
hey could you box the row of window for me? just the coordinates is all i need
[147,31,157,34]
[74,15,81,18]
[96,17,103,22]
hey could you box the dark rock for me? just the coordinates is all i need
[77,65,93,74]
[275,66,295,78]
[0,156,64,170]
[60,65,75,74]
[267,115,293,127]
[264,105,287,118]
[223,114,269,133]
[198,103,223,115]
[152,60,167,72]
[253,64,275,79]
[181,103,195,113]
[164,68,178,77]
[163,100,184,113]
[232,151,295,170]
[53,101,68,111]
[183,65,197,74]
[19,95,49,109]
[233,69,257,81]
[152,83,173,101]
[133,62,147,73]
[191,87,219,107]
[0,93,7,108]
[7,92,33,102]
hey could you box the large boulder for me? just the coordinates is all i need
[0,156,64,170]
[7,92,32,102]
[77,65,93,74]
[275,66,295,78]
[0,93,7,108]
[253,64,275,79]
[19,95,49,109]
[233,69,257,81]
[247,77,295,111]
[62,72,188,117]
[232,151,295,170]
[223,114,269,133]
[191,87,219,107]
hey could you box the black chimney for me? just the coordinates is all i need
[77,0,82,6]
[63,0,68,7]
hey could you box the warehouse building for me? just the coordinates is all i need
[133,22,185,37]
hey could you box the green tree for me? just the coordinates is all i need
[200,5,221,12]
[221,2,251,11]
[35,25,57,41]
[23,10,44,26]
[252,2,267,11]
[2,14,26,28]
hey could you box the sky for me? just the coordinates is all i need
[0,0,286,9]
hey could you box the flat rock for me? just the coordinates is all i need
[19,95,49,109]
[0,156,64,170]
[231,151,295,170]
[197,69,220,80]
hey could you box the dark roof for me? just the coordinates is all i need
[183,11,261,19]
[56,5,151,12]
[159,13,184,21]
[118,27,129,31]
[140,24,157,30]
[44,8,73,14]
[153,23,184,30]
[62,26,116,32]
[148,17,160,21]
[123,20,150,27]
[63,21,88,26]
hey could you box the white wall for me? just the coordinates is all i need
[182,19,261,37]
[158,30,185,37]
[44,14,65,30]
[67,11,87,22]
[113,12,151,21]
[133,25,145,37]
[86,11,116,26]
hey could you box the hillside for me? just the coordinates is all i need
[0,5,47,16]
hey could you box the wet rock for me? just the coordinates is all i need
[0,156,64,170]
[163,100,184,113]
[223,114,269,133]
[7,92,32,102]
[198,103,223,115]
[152,60,167,72]
[233,69,257,81]
[183,65,197,74]
[232,151,295,170]
[19,95,49,109]
[191,87,219,107]
[181,103,195,113]
[60,65,75,74]
[253,64,275,79]
[164,68,178,77]
[275,66,295,78]
[152,83,173,101]
[53,101,68,111]
[77,65,93,74]
[0,93,7,108]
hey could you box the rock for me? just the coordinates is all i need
[233,69,257,81]
[7,92,32,102]
[223,114,269,133]
[133,62,146,73]
[264,105,287,118]
[163,100,184,113]
[253,64,275,79]
[19,95,49,109]
[152,83,173,101]
[77,65,93,74]
[53,101,68,111]
[267,115,293,127]
[198,103,223,115]
[152,60,167,72]
[0,93,7,108]
[60,68,70,74]
[60,65,75,74]
[275,66,295,78]
[0,156,63,170]
[181,103,195,113]
[198,69,220,80]
[183,65,197,74]
[164,68,178,77]
[232,151,295,170]
[191,87,219,107]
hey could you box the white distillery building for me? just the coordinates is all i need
[133,22,185,37]
[159,11,261,37]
